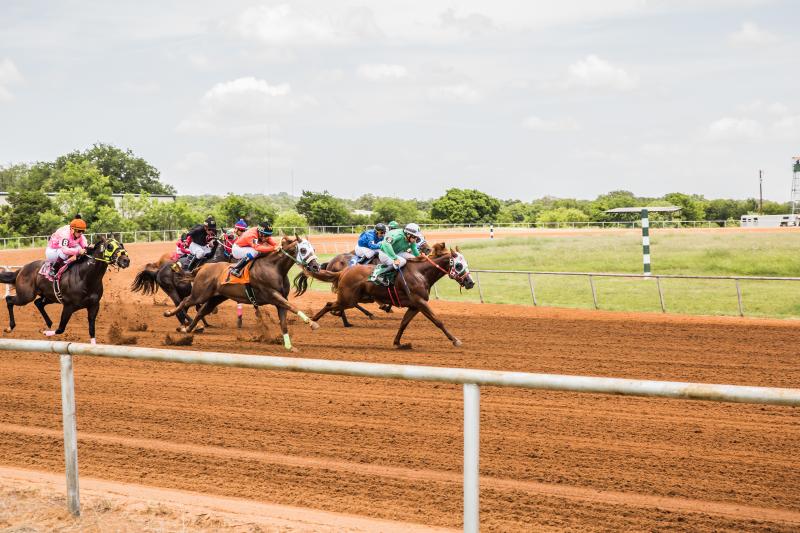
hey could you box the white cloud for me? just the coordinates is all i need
[428,83,480,103]
[439,8,495,36]
[234,4,381,47]
[566,55,638,91]
[522,115,580,132]
[729,22,777,46]
[173,151,209,173]
[772,115,800,140]
[357,63,409,81]
[0,58,23,102]
[739,100,788,115]
[705,117,764,141]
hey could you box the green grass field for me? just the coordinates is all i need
[302,231,800,319]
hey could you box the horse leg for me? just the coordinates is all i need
[416,302,462,347]
[311,301,337,323]
[392,308,420,350]
[5,289,36,333]
[33,297,53,329]
[196,304,212,329]
[164,293,198,318]
[47,304,77,337]
[87,301,100,344]
[275,306,298,352]
[164,287,191,328]
[182,296,225,334]
[354,304,375,320]
[267,290,320,331]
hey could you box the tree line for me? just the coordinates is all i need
[0,143,787,237]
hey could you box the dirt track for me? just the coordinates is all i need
[1,241,799,531]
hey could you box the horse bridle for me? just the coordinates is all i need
[92,239,128,267]
[280,239,318,268]
[425,254,471,285]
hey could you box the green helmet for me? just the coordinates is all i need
[387,220,399,230]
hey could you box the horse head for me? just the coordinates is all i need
[281,235,321,272]
[89,234,130,269]
[448,246,474,289]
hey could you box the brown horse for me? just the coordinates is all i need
[318,241,433,326]
[164,236,321,351]
[300,243,474,349]
[0,236,130,343]
[132,237,230,329]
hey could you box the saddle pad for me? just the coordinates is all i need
[219,262,252,285]
[38,262,54,282]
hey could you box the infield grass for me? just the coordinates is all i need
[303,230,800,318]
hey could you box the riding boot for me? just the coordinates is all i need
[185,256,200,272]
[49,258,64,278]
[348,255,359,267]
[229,256,251,277]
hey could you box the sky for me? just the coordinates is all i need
[0,0,798,201]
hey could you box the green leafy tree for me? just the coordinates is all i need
[51,161,114,224]
[372,198,419,224]
[274,211,308,232]
[296,191,350,226]
[0,164,30,191]
[537,207,590,225]
[55,143,175,195]
[90,205,137,233]
[215,194,277,228]
[663,192,707,221]
[430,188,501,223]
[4,190,56,235]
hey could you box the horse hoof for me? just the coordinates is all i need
[310,321,320,331]
[367,315,375,320]
[163,311,172,317]
[179,326,189,334]
[3,327,12,333]
[195,326,204,333]
[43,330,56,337]
[90,338,97,345]
[453,339,463,347]
[289,347,299,353]
[394,343,413,350]
[343,323,353,328]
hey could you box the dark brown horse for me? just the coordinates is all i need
[300,243,474,349]
[164,236,321,351]
[0,236,130,343]
[318,241,433,326]
[131,237,229,329]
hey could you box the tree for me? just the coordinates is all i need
[372,198,419,224]
[537,207,590,225]
[51,161,114,224]
[274,211,308,232]
[430,188,501,224]
[0,164,29,191]
[54,143,175,195]
[214,194,277,228]
[3,190,56,235]
[296,191,350,226]
[663,192,707,221]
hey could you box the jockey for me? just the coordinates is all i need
[171,232,191,261]
[349,223,387,266]
[230,221,278,277]
[185,215,218,271]
[371,223,425,284]
[46,215,88,277]
[223,219,248,257]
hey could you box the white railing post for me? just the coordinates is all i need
[59,353,80,516]
[463,383,480,533]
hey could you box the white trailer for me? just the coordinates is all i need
[740,214,799,227]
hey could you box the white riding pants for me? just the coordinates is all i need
[378,251,415,269]
[232,244,257,260]
[354,245,378,259]
[45,248,69,262]
[189,241,212,259]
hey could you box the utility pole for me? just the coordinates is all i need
[759,170,763,215]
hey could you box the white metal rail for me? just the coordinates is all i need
[1,339,799,531]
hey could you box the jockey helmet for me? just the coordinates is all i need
[69,216,87,232]
[388,220,399,230]
[205,216,217,230]
[258,221,274,236]
[403,222,423,240]
[234,219,247,231]
[374,222,387,233]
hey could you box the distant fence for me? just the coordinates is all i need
[2,339,799,531]
[0,220,747,250]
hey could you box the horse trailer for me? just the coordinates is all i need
[740,214,800,227]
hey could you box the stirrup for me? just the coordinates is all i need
[229,268,243,278]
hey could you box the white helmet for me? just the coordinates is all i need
[404,222,423,240]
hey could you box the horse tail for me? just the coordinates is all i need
[131,266,159,295]
[0,270,18,285]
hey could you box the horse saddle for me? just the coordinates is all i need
[177,255,194,271]
[349,255,372,267]
[38,261,70,283]
[369,264,396,287]
[220,262,253,285]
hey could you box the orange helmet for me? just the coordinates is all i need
[69,217,87,231]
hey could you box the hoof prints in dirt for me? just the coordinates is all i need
[107,323,138,345]
[129,322,148,332]
[164,333,193,346]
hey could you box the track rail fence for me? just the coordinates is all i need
[0,220,748,250]
[1,339,799,531]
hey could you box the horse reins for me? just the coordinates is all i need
[425,254,469,283]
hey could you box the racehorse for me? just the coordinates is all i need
[317,241,433,327]
[131,237,230,329]
[298,243,473,349]
[164,236,321,351]
[0,236,130,343]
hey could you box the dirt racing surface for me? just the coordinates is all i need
[1,240,799,531]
